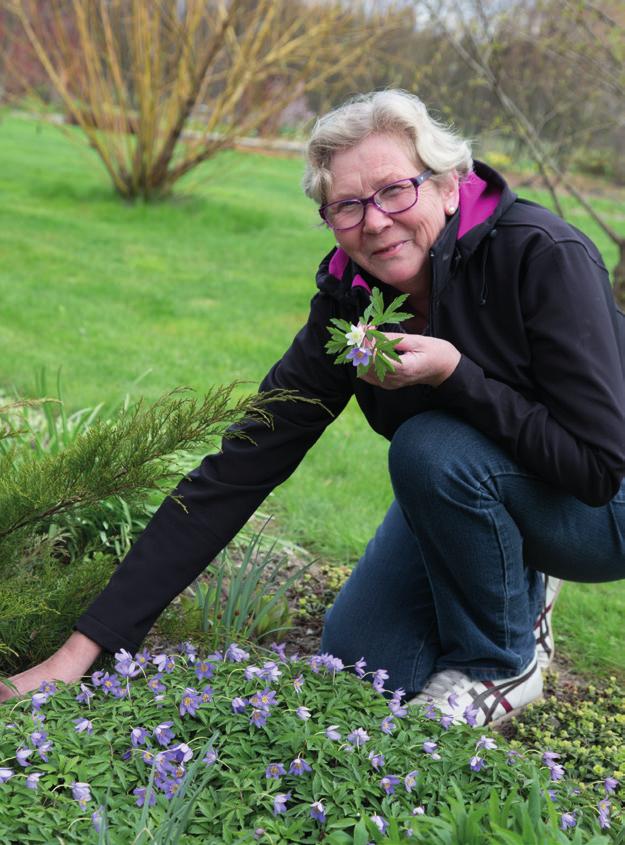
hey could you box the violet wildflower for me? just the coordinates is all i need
[308,655,324,673]
[423,704,438,721]
[354,657,367,678]
[507,750,521,765]
[296,706,311,720]
[74,717,93,734]
[321,653,344,673]
[250,688,277,710]
[131,727,148,747]
[389,698,408,718]
[604,776,619,794]
[560,811,576,830]
[231,696,248,714]
[38,680,56,696]
[200,684,213,703]
[203,747,218,766]
[380,774,400,795]
[542,751,560,766]
[372,668,389,693]
[244,666,262,681]
[225,643,249,663]
[469,755,485,772]
[31,692,49,710]
[598,798,611,829]
[368,751,385,770]
[422,740,438,755]
[549,764,565,782]
[463,706,479,727]
[75,684,94,705]
[440,714,454,730]
[250,709,269,728]
[71,781,92,807]
[153,653,175,674]
[346,346,372,367]
[325,725,341,741]
[260,661,282,682]
[253,828,265,840]
[347,728,370,747]
[405,770,419,792]
[178,641,197,662]
[133,786,156,808]
[270,642,287,661]
[170,743,193,764]
[265,762,286,779]
[476,736,497,751]
[30,729,46,747]
[273,792,290,815]
[147,673,166,695]
[310,801,326,823]
[412,806,426,815]
[25,772,43,790]
[134,648,152,668]
[114,648,141,678]
[16,748,33,767]
[142,749,155,765]
[381,716,395,735]
[37,741,52,762]
[91,670,104,687]
[371,815,388,834]
[195,659,214,681]
[0,769,14,783]
[153,722,175,747]
[163,779,182,799]
[91,808,103,834]
[293,674,304,694]
[179,687,201,717]
[289,758,312,776]
[100,673,122,697]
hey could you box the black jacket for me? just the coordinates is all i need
[77,162,625,653]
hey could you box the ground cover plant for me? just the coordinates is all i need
[1,112,625,678]
[0,642,622,844]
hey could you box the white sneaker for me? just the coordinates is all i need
[534,575,563,671]
[409,657,543,727]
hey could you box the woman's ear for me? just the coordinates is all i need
[444,170,460,215]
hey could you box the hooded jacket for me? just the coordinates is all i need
[77,162,625,653]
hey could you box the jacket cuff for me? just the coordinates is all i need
[434,354,481,404]
[74,614,141,656]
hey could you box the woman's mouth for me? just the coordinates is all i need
[373,241,406,258]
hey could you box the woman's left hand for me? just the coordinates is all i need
[359,332,461,390]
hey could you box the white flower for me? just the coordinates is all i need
[345,324,366,347]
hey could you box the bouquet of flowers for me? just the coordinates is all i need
[325,288,412,382]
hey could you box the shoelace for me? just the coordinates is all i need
[420,669,470,700]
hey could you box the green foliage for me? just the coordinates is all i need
[0,644,619,843]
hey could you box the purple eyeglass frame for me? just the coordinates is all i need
[319,169,434,231]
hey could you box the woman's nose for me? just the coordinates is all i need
[362,202,393,234]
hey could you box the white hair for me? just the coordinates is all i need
[303,89,473,205]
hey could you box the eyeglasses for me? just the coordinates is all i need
[319,170,434,231]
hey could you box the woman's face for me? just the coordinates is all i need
[326,133,458,298]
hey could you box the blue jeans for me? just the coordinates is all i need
[321,412,625,696]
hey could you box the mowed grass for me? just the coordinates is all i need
[2,112,625,680]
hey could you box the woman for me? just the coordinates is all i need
[4,90,625,725]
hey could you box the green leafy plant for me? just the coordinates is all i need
[325,287,412,382]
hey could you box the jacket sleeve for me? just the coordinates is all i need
[435,239,625,506]
[75,292,353,652]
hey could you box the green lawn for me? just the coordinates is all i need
[1,112,624,679]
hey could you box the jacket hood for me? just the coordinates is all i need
[315,160,516,308]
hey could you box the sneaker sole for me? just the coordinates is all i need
[488,694,544,727]
[535,577,563,671]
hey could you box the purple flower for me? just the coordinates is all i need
[598,798,611,829]
[134,648,152,667]
[440,714,454,730]
[270,642,287,661]
[346,346,372,367]
[423,703,438,721]
[296,706,311,721]
[507,750,521,765]
[372,668,389,693]
[308,655,324,673]
[368,751,385,770]
[310,800,326,823]
[381,716,396,735]
[31,692,49,710]
[542,751,560,766]
[560,811,576,831]
[74,718,93,734]
[265,762,286,779]
[25,772,43,790]
[153,653,176,674]
[231,696,248,714]
[147,673,166,695]
[114,649,141,678]
[131,727,148,747]
[91,671,104,687]
[380,774,400,795]
[371,815,388,834]
[463,706,479,727]
[100,673,122,697]
[133,786,156,808]
[250,688,277,710]
[604,777,619,794]
[37,741,52,762]
[412,805,425,815]
[163,778,182,799]
[244,666,261,681]
[225,643,249,663]
[293,675,304,694]
[195,660,214,681]
[142,749,155,765]
[178,641,197,662]
[203,747,218,766]
[389,698,408,718]
[254,828,265,840]
[16,748,33,768]
[422,741,438,755]
[320,653,344,673]
[354,657,367,678]
[288,758,312,776]
[273,792,290,815]
[71,781,92,807]
[75,684,94,705]
[549,764,565,782]
[250,709,268,728]
[347,728,370,747]
[325,725,341,741]
[404,770,418,792]
[179,687,201,717]
[0,769,14,784]
[38,680,56,696]
[260,661,282,683]
[476,736,497,751]
[200,684,213,703]
[153,722,175,747]
[469,755,485,772]
[92,807,103,833]
[447,692,459,709]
